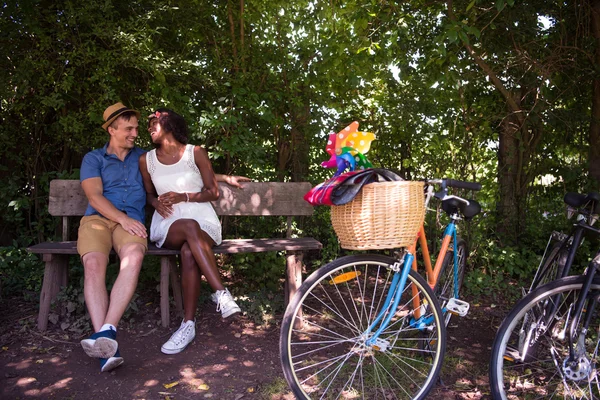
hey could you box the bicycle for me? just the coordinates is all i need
[527,192,600,292]
[410,179,481,326]
[489,191,600,399]
[279,175,481,399]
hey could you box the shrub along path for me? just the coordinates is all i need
[0,289,504,399]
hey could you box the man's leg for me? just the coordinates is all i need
[77,216,121,360]
[82,252,110,332]
[104,242,145,326]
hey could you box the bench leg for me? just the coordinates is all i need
[285,251,303,304]
[286,251,304,329]
[38,254,68,331]
[169,256,183,318]
[160,256,170,328]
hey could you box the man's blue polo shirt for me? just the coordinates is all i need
[80,143,148,223]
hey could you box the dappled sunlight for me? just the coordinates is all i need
[242,360,255,367]
[17,376,37,387]
[22,377,72,396]
[7,358,33,370]
[143,379,159,387]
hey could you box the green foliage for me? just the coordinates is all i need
[2,0,600,309]
[0,246,43,298]
[235,289,285,326]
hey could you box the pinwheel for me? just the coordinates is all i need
[321,121,375,176]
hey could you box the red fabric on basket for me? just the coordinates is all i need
[303,168,403,206]
[303,170,366,206]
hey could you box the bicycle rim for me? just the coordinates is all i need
[279,254,446,400]
[490,275,600,399]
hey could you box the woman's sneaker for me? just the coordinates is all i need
[215,288,241,318]
[161,320,196,354]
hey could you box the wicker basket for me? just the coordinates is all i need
[331,181,425,250]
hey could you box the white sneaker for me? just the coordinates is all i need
[215,288,241,318]
[161,320,196,354]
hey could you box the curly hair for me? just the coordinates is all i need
[151,108,189,144]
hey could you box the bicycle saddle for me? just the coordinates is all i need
[564,192,600,214]
[442,198,482,220]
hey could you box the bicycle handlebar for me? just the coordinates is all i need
[443,179,482,191]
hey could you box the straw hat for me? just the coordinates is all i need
[102,102,141,130]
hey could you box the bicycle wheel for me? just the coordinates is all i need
[280,254,446,400]
[529,238,569,292]
[490,275,600,399]
[434,238,468,325]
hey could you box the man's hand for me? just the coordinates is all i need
[120,216,148,238]
[224,175,251,188]
[158,191,186,206]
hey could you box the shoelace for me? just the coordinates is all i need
[171,324,192,345]
[215,291,230,312]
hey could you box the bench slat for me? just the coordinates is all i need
[49,180,315,217]
[28,237,322,255]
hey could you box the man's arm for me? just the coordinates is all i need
[81,177,147,238]
[215,174,251,188]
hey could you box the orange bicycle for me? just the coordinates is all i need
[279,174,481,399]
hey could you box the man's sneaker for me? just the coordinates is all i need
[100,348,124,373]
[161,320,196,355]
[210,292,218,304]
[81,328,118,358]
[215,288,241,318]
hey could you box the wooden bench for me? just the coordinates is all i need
[28,180,322,331]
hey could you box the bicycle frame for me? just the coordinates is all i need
[409,223,459,295]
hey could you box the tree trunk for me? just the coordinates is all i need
[589,0,600,186]
[496,93,522,245]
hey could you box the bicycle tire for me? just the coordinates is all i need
[279,254,446,400]
[529,238,569,292]
[489,275,600,399]
[434,238,468,326]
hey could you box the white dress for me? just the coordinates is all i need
[147,144,222,247]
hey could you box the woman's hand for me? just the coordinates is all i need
[158,191,186,207]
[154,198,173,218]
[224,175,251,188]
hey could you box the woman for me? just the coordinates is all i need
[139,108,247,355]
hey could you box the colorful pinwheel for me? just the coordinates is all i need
[321,121,375,176]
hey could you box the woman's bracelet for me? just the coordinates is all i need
[185,192,190,202]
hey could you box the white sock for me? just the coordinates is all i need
[100,323,116,333]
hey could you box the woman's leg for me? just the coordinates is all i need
[180,242,200,321]
[164,219,225,291]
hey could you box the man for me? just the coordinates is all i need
[78,102,148,372]
[78,102,248,372]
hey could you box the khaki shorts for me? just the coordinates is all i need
[77,215,148,257]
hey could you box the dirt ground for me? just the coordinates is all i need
[0,290,505,400]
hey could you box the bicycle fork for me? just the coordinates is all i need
[364,253,415,347]
[565,255,600,368]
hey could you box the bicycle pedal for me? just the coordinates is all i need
[371,338,390,352]
[446,298,470,317]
